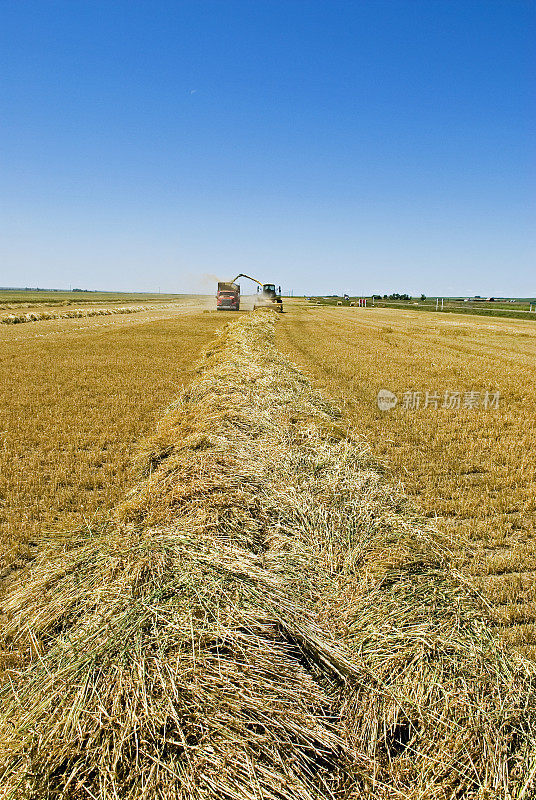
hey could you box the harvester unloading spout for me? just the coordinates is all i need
[232,273,264,288]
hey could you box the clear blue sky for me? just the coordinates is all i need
[1,0,534,296]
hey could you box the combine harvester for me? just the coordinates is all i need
[216,273,283,312]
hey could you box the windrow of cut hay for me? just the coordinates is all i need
[0,311,535,799]
[1,306,151,324]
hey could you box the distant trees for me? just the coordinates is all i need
[386,293,410,302]
[374,293,412,302]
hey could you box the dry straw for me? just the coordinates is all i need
[1,306,150,324]
[0,311,535,798]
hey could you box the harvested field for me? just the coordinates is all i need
[1,304,151,324]
[277,303,536,657]
[0,303,223,580]
[0,290,188,307]
[1,311,535,799]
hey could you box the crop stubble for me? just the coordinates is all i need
[1,311,535,799]
[277,302,536,656]
[0,306,225,580]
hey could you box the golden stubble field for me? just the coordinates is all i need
[3,310,536,799]
[278,302,536,655]
[2,300,536,657]
[0,304,226,581]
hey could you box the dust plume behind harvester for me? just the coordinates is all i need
[216,273,283,312]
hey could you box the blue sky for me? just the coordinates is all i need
[1,0,534,296]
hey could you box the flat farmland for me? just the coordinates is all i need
[278,302,536,656]
[0,289,188,308]
[2,305,536,797]
[0,301,227,580]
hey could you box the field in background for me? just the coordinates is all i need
[278,302,536,656]
[0,305,226,580]
[0,289,190,308]
[311,295,536,321]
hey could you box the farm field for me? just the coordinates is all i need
[312,296,536,321]
[2,299,535,635]
[277,302,536,656]
[1,307,535,798]
[0,299,226,581]
[0,289,190,308]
